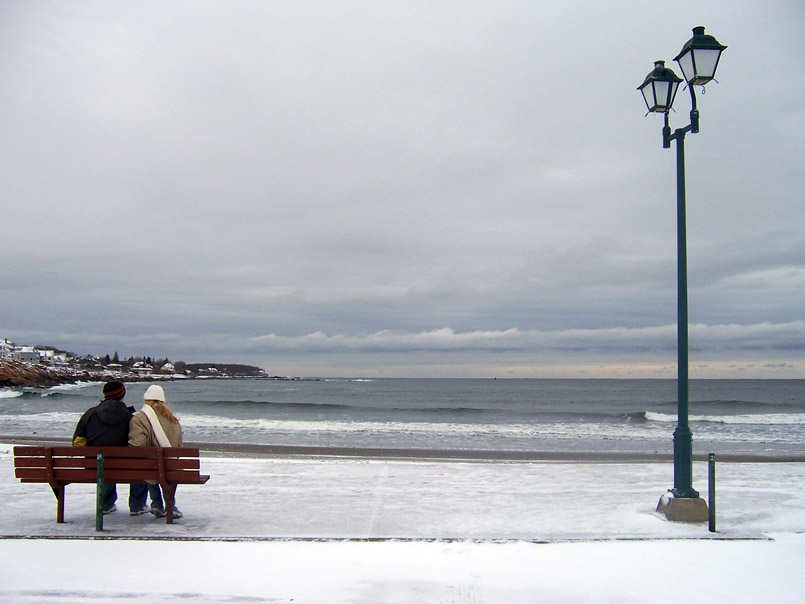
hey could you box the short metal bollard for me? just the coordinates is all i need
[708,452,716,533]
[95,452,105,532]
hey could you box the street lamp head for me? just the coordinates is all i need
[638,60,682,114]
[673,26,727,86]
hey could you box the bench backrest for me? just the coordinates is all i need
[14,446,207,486]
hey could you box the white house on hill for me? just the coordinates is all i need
[12,347,40,364]
[131,362,153,376]
[160,362,176,374]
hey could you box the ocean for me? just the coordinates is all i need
[1,378,803,457]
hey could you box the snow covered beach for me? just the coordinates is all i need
[2,442,804,602]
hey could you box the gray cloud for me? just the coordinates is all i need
[243,321,805,355]
[2,1,803,377]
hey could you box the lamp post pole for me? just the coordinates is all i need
[664,83,700,497]
[638,27,726,514]
[669,111,697,497]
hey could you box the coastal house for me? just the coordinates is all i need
[0,339,13,360]
[12,347,40,364]
[105,363,124,373]
[38,350,55,365]
[131,362,153,376]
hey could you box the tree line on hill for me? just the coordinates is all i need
[85,354,265,377]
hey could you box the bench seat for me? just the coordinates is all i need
[13,446,209,525]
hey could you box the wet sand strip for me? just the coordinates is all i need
[190,442,805,463]
[4,435,802,463]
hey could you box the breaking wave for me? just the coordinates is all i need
[643,411,805,425]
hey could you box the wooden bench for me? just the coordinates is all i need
[13,446,210,526]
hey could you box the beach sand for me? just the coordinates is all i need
[6,435,805,462]
[2,439,804,602]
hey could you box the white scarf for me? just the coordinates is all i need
[141,404,172,448]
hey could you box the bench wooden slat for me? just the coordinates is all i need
[17,468,209,483]
[13,446,201,459]
[104,458,201,470]
[14,457,201,471]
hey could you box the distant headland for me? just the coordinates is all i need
[0,337,296,388]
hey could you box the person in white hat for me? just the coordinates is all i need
[128,385,184,518]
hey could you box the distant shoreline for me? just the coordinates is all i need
[3,435,803,463]
[0,359,308,389]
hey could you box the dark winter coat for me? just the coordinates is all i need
[72,399,135,446]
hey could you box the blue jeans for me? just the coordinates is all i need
[129,483,177,512]
[129,483,147,511]
[103,483,150,511]
[148,484,166,511]
[101,483,117,510]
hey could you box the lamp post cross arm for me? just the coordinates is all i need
[664,122,694,148]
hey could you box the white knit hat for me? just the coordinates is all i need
[143,384,165,402]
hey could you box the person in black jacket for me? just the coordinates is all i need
[72,381,144,514]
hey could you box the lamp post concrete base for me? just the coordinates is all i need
[656,492,709,522]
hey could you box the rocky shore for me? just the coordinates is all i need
[0,359,116,388]
[0,360,297,388]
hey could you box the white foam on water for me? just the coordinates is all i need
[179,413,671,444]
[645,411,805,426]
[41,381,104,395]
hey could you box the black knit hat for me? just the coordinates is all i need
[102,381,126,400]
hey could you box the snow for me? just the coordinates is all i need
[1,443,804,602]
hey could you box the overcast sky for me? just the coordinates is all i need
[1,1,803,378]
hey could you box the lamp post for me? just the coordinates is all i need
[638,27,726,519]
